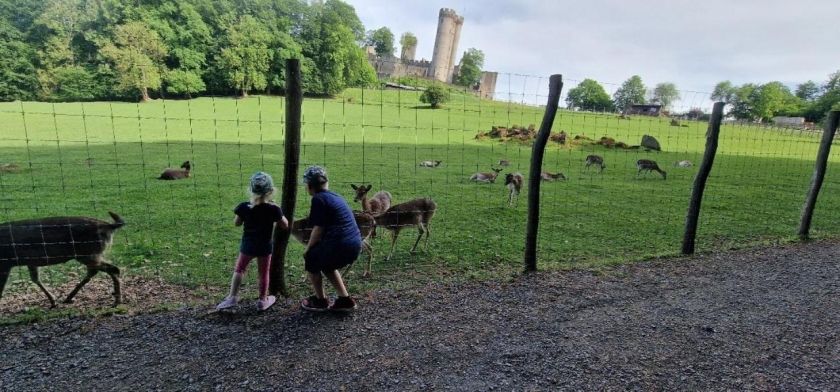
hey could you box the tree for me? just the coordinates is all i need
[749,81,800,122]
[652,82,680,109]
[420,84,448,108]
[399,32,417,60]
[729,83,757,121]
[217,16,272,97]
[101,21,168,101]
[0,21,38,101]
[803,70,840,123]
[711,81,737,103]
[795,81,821,101]
[565,79,614,112]
[455,48,484,88]
[165,69,205,97]
[51,65,101,101]
[366,27,394,57]
[613,75,646,111]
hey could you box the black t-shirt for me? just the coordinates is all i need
[234,201,284,256]
[309,190,361,246]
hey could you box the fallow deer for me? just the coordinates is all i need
[498,159,511,167]
[158,161,192,180]
[419,160,442,168]
[469,167,503,183]
[541,172,566,181]
[637,159,667,180]
[674,160,693,168]
[505,173,524,207]
[350,184,392,216]
[584,155,605,172]
[374,198,437,261]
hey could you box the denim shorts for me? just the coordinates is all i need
[304,241,362,274]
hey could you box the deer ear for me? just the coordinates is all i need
[365,185,372,191]
[351,184,358,190]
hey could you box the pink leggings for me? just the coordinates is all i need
[234,253,271,297]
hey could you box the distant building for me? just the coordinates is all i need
[626,104,662,116]
[367,8,497,100]
[772,116,805,128]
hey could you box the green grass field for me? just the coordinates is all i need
[1,88,839,303]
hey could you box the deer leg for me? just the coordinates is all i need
[363,241,373,278]
[423,222,432,251]
[97,262,122,306]
[64,267,98,304]
[0,264,11,303]
[410,224,425,254]
[386,229,400,261]
[28,266,57,308]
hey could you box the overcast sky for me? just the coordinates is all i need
[349,0,840,108]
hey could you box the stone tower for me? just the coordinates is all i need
[430,8,464,83]
[401,40,417,62]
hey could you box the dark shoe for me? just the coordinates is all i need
[329,296,357,312]
[301,296,328,312]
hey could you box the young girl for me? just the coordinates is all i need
[217,172,288,311]
[299,166,361,312]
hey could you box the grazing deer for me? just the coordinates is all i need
[637,159,667,180]
[419,160,442,168]
[498,159,511,167]
[469,167,503,183]
[541,172,566,181]
[0,212,126,307]
[505,173,524,207]
[158,160,191,180]
[584,155,605,172]
[674,160,693,168]
[374,198,437,261]
[291,212,377,276]
[350,184,392,216]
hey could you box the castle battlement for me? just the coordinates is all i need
[439,8,464,23]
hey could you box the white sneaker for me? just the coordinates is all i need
[257,295,277,311]
[216,296,239,310]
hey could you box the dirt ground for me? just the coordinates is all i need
[1,241,838,391]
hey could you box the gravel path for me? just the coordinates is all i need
[1,241,838,391]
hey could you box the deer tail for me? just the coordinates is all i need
[108,211,126,229]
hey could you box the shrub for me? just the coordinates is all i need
[420,85,448,109]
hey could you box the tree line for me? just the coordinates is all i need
[0,0,380,102]
[565,72,840,124]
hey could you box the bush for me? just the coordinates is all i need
[420,85,449,108]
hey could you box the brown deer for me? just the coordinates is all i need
[291,212,377,276]
[350,184,392,216]
[505,173,524,207]
[637,159,667,180]
[584,155,605,172]
[498,159,511,167]
[541,171,566,181]
[158,160,191,180]
[0,212,126,307]
[419,160,442,168]
[469,167,503,183]
[374,198,437,261]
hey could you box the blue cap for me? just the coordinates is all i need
[250,172,274,195]
[302,165,327,184]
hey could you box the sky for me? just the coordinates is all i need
[348,0,840,108]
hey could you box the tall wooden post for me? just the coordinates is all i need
[682,102,725,254]
[270,59,302,297]
[524,75,563,272]
[798,110,840,240]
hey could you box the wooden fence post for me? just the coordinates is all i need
[798,110,840,240]
[682,102,725,254]
[524,75,563,272]
[269,59,303,297]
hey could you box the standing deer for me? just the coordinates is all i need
[419,160,442,168]
[374,198,437,261]
[505,173,524,207]
[469,167,503,183]
[350,184,392,216]
[584,155,605,172]
[158,160,192,180]
[1,212,126,307]
[541,172,566,181]
[291,212,377,276]
[637,159,667,180]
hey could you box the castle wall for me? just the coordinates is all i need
[478,71,498,100]
[430,8,464,83]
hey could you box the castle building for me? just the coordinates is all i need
[368,8,498,100]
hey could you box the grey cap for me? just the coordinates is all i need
[250,172,274,195]
[302,165,328,184]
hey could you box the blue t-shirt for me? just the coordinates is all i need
[309,190,361,246]
[234,201,284,256]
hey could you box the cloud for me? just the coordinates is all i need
[349,0,840,107]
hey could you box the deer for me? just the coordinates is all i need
[469,167,503,183]
[0,212,126,308]
[541,172,566,181]
[350,184,392,216]
[674,160,693,168]
[374,198,437,261]
[637,159,667,180]
[158,160,191,180]
[498,159,511,167]
[584,155,605,173]
[419,160,442,168]
[505,173,524,207]
[291,212,377,276]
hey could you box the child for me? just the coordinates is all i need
[217,172,288,311]
[299,166,361,312]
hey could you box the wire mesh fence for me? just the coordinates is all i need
[1,70,839,307]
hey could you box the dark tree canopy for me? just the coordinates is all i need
[613,75,646,111]
[652,82,680,109]
[455,48,484,88]
[711,81,737,103]
[420,84,449,108]
[565,79,614,112]
[367,26,394,57]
